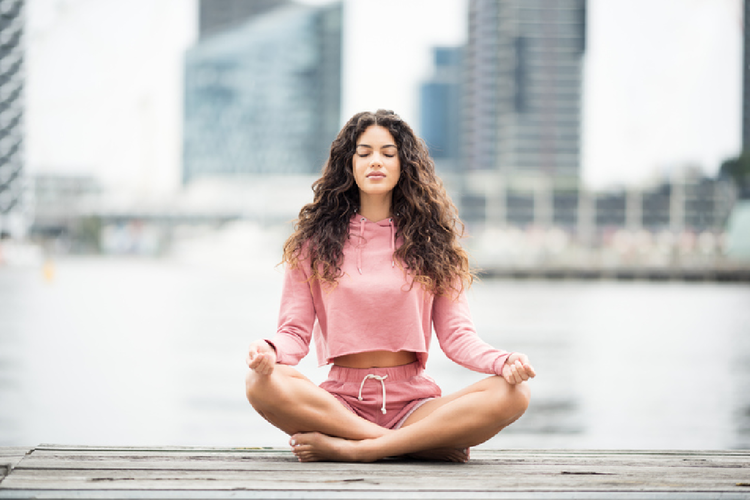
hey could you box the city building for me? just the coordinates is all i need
[28,174,102,252]
[419,47,462,170]
[744,0,749,150]
[590,173,734,235]
[199,0,290,40]
[459,0,586,228]
[183,2,342,184]
[0,0,25,238]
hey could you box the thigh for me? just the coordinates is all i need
[399,375,509,428]
[246,364,332,407]
[247,364,390,439]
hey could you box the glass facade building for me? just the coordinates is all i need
[419,47,462,164]
[457,0,585,229]
[183,3,342,184]
[462,0,585,180]
[0,0,24,236]
[744,0,749,150]
[199,0,290,40]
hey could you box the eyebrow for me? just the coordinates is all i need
[356,143,397,149]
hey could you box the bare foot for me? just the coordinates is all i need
[290,432,376,463]
[405,447,470,463]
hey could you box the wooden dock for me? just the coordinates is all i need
[1,445,749,499]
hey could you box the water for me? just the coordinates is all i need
[1,256,749,450]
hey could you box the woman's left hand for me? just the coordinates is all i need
[501,352,536,385]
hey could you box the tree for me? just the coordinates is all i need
[719,151,750,199]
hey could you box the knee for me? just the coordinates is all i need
[245,369,273,407]
[245,365,299,409]
[509,381,531,417]
[489,376,531,419]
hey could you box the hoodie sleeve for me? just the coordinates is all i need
[432,288,511,376]
[264,263,316,366]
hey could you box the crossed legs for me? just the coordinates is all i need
[245,365,530,463]
[245,365,390,441]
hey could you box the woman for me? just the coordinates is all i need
[245,110,535,463]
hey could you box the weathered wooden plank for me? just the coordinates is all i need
[0,448,32,457]
[1,491,749,500]
[30,445,750,457]
[34,444,286,454]
[0,447,31,484]
[12,448,750,473]
[3,464,749,490]
[1,447,749,500]
[16,448,750,473]
[23,447,750,460]
[3,451,749,492]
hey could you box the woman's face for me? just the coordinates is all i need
[352,125,401,201]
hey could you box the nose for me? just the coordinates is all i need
[370,153,383,167]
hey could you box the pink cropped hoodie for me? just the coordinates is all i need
[266,214,511,375]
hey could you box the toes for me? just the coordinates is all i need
[294,449,316,462]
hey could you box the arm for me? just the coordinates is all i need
[433,289,535,384]
[249,263,316,372]
[432,289,510,375]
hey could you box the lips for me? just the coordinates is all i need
[367,172,386,179]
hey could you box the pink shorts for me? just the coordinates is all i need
[320,361,442,429]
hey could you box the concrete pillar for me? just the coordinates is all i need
[534,175,553,229]
[486,176,506,228]
[577,186,594,247]
[626,187,642,232]
[670,174,685,234]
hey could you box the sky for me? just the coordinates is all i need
[583,0,742,188]
[24,0,744,194]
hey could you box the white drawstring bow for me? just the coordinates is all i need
[358,374,388,414]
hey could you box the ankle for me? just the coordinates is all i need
[350,438,382,463]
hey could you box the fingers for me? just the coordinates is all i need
[510,362,519,384]
[248,352,275,375]
[503,359,536,385]
[247,344,276,375]
[246,345,260,368]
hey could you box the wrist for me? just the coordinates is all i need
[264,340,277,354]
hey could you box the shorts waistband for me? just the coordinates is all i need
[328,361,422,383]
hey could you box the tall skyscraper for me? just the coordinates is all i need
[460,0,586,228]
[0,0,25,237]
[183,3,342,183]
[420,47,463,168]
[463,0,585,180]
[199,0,290,39]
[743,0,749,150]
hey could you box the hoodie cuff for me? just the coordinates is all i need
[494,352,514,376]
[263,339,277,354]
[262,339,281,363]
[263,337,297,365]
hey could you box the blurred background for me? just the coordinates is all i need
[0,0,749,450]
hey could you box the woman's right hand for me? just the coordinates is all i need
[501,352,536,385]
[246,340,277,375]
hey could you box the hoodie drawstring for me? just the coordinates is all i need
[357,217,365,274]
[358,374,388,414]
[356,216,396,274]
[389,218,395,268]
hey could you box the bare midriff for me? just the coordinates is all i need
[333,350,418,369]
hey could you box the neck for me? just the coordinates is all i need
[358,194,392,222]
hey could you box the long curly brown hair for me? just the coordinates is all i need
[283,109,474,296]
